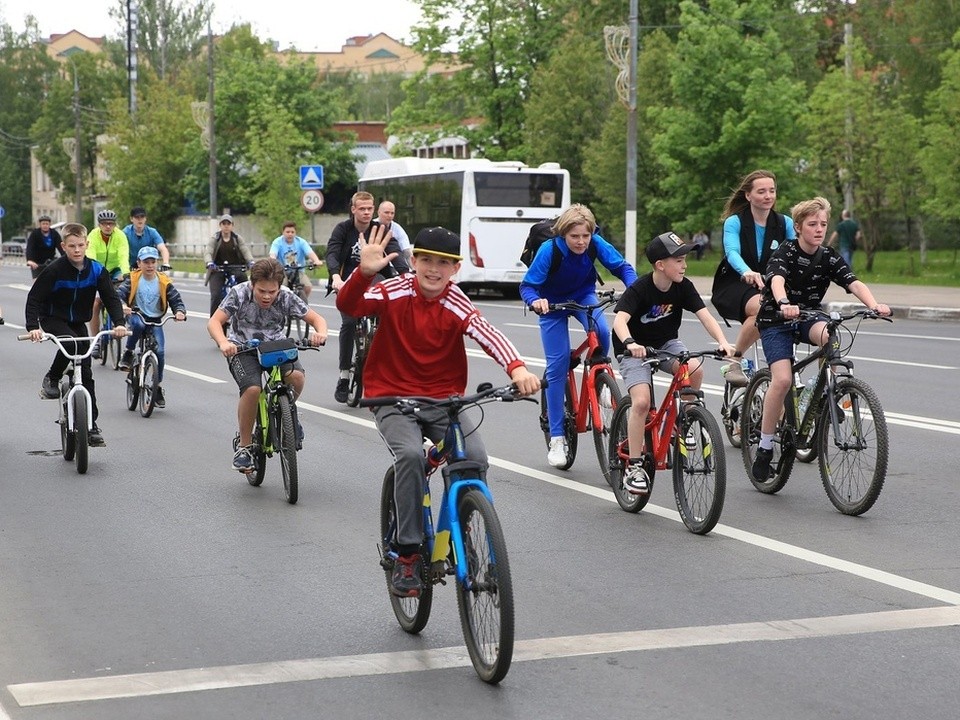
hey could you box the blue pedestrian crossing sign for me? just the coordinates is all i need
[299,165,324,190]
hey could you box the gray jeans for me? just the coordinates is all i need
[373,403,488,549]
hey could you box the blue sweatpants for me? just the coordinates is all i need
[539,296,610,437]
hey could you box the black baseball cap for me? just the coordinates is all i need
[130,206,147,217]
[413,227,463,260]
[645,231,695,263]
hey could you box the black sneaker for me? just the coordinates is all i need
[90,343,101,360]
[88,424,106,447]
[752,447,773,482]
[334,378,349,404]
[390,554,423,597]
[40,375,60,399]
[154,386,165,408]
[118,349,134,371]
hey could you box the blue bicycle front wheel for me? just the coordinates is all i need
[455,488,514,684]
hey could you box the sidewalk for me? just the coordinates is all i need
[687,276,960,323]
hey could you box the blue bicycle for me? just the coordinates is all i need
[360,383,528,684]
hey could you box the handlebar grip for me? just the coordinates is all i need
[17,334,32,341]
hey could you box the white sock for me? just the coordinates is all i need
[759,432,775,450]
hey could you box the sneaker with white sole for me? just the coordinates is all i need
[233,445,256,473]
[547,436,567,468]
[623,463,650,494]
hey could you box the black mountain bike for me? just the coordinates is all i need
[740,309,892,515]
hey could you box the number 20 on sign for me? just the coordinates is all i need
[300,189,324,213]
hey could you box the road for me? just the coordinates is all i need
[1,269,959,719]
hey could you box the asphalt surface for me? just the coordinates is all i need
[1,261,959,719]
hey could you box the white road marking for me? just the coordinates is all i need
[9,605,960,706]
[163,365,226,383]
[298,403,960,605]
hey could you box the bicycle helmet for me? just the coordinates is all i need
[97,209,118,223]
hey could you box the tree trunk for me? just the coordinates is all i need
[917,215,927,266]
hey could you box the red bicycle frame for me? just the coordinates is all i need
[643,359,698,471]
[566,329,614,434]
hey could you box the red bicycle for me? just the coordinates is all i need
[534,290,623,482]
[608,347,727,535]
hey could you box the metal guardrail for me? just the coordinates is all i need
[1,240,27,259]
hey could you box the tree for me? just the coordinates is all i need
[393,0,577,159]
[30,50,126,210]
[0,19,57,233]
[100,78,197,238]
[109,0,212,82]
[804,40,927,271]
[581,29,676,246]
[523,18,615,207]
[850,0,960,117]
[647,0,810,236]
[245,101,316,235]
[179,25,356,217]
[920,30,960,228]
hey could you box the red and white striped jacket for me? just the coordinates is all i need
[336,271,526,399]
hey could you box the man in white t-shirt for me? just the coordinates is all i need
[377,201,412,263]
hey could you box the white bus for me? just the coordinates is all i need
[358,157,571,294]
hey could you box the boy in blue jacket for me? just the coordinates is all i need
[520,204,638,468]
[24,223,128,446]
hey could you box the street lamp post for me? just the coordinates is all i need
[604,0,639,269]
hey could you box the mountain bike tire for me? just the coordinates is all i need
[455,488,514,684]
[674,405,726,535]
[818,377,888,516]
[379,467,433,633]
[277,394,299,504]
[591,370,623,485]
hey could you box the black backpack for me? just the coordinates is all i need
[520,218,599,275]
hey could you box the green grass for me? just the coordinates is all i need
[629,248,960,288]
[173,247,960,287]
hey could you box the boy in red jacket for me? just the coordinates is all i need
[337,224,540,597]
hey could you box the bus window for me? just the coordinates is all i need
[474,172,565,208]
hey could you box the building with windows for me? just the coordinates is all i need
[287,33,457,78]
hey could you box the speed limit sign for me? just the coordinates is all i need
[300,189,324,213]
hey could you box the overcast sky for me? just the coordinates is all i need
[0,0,424,51]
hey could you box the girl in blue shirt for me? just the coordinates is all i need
[711,169,796,384]
[520,204,638,468]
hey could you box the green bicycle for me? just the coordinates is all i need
[233,338,319,504]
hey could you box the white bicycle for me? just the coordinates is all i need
[19,330,118,474]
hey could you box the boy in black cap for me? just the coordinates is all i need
[611,232,735,494]
[336,224,540,598]
[123,206,169,269]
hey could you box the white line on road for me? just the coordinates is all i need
[163,365,227,383]
[9,605,960,706]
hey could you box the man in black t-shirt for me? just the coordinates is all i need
[611,232,735,494]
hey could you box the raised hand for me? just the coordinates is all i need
[358,223,397,279]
